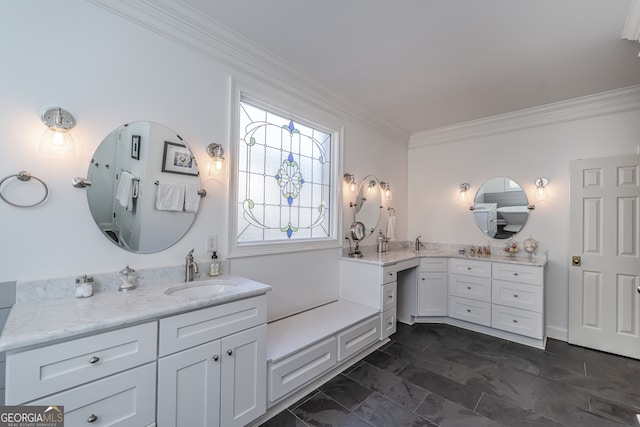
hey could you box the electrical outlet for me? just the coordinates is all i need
[205,234,218,252]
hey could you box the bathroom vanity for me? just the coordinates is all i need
[341,247,547,348]
[0,275,271,427]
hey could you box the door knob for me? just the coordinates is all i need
[572,256,581,267]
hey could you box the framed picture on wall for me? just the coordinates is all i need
[131,135,141,160]
[161,141,198,176]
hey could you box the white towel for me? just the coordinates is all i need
[386,215,396,241]
[156,182,185,211]
[116,171,135,211]
[184,185,201,213]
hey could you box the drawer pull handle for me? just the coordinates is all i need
[466,309,471,313]
[467,286,471,290]
[513,294,519,298]
[513,273,519,276]
[513,319,518,323]
[467,267,472,270]
[213,355,219,362]
[388,272,393,276]
[421,278,426,281]
[388,294,393,299]
[87,414,98,423]
[227,349,233,356]
[388,321,394,326]
[89,356,100,364]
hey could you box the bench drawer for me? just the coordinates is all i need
[29,363,156,426]
[268,337,336,404]
[449,274,491,302]
[492,304,543,339]
[337,316,380,361]
[159,295,266,356]
[6,322,157,404]
[449,296,491,326]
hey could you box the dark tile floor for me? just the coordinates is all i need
[260,323,640,427]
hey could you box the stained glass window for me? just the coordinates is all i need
[236,99,334,245]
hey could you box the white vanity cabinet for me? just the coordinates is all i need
[448,258,492,326]
[340,260,399,339]
[491,262,544,339]
[417,258,448,316]
[157,296,267,427]
[5,321,158,426]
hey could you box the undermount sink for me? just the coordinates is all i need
[164,279,238,298]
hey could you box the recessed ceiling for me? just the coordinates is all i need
[181,0,640,133]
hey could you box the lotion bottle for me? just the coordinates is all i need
[209,251,220,277]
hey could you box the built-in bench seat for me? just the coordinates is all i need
[265,300,383,408]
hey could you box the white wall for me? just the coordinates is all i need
[408,97,640,338]
[0,1,408,322]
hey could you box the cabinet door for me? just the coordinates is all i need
[157,340,222,427]
[220,325,267,427]
[418,272,448,316]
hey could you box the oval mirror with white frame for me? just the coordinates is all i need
[86,121,201,253]
[354,175,381,237]
[473,177,529,239]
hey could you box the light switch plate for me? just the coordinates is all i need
[205,234,218,252]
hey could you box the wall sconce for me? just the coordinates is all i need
[39,107,76,159]
[343,173,357,193]
[206,143,226,177]
[458,182,471,204]
[367,180,376,193]
[380,182,393,200]
[533,177,549,202]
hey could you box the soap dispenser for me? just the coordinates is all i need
[209,251,220,277]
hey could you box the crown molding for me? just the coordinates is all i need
[409,85,640,149]
[86,0,410,142]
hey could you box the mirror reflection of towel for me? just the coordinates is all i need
[116,171,135,211]
[184,185,201,213]
[156,182,185,211]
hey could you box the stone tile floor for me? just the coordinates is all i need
[260,323,640,426]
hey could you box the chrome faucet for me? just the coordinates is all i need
[415,235,424,252]
[185,249,199,282]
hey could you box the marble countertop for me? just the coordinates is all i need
[0,275,271,352]
[341,247,547,267]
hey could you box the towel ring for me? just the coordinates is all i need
[0,171,49,208]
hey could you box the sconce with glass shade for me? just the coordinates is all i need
[533,177,549,202]
[39,107,76,159]
[458,182,471,204]
[343,173,357,193]
[380,181,393,200]
[206,143,226,177]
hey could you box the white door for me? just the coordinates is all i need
[569,154,640,359]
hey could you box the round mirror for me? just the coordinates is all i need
[354,175,381,237]
[86,121,202,253]
[473,177,529,239]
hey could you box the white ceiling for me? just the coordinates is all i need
[181,0,640,134]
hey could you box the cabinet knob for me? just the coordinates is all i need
[87,414,98,423]
[513,272,519,276]
[388,294,393,299]
[388,321,394,326]
[513,294,519,298]
[467,267,472,270]
[512,319,518,323]
[89,356,100,364]
[227,349,233,356]
[212,355,219,362]
[466,309,471,313]
[421,277,426,281]
[467,286,471,290]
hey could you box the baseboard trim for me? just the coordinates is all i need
[545,325,568,342]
